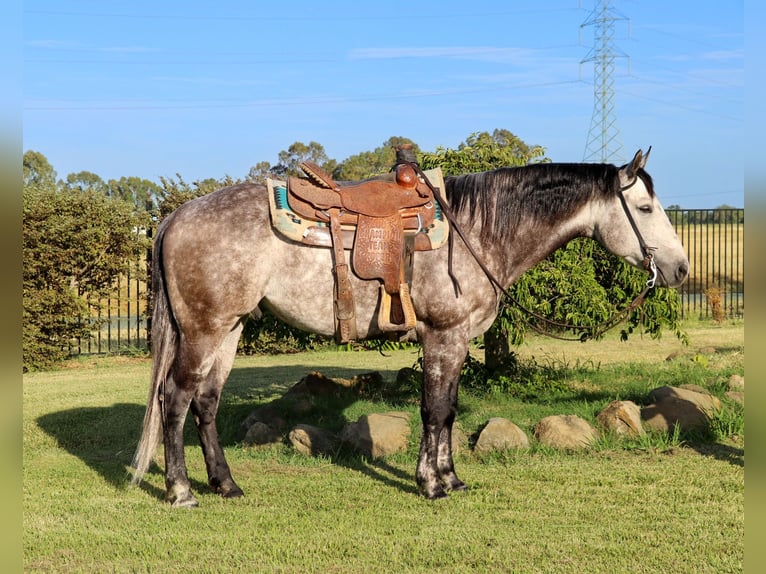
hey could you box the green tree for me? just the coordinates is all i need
[23,150,57,190]
[420,130,683,372]
[420,129,547,175]
[272,141,333,179]
[333,136,419,180]
[23,158,146,370]
[107,176,162,211]
[156,174,238,218]
[63,171,108,194]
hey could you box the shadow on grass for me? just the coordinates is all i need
[35,361,420,503]
[687,441,744,467]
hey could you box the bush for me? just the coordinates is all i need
[23,185,146,370]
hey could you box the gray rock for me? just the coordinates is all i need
[288,424,337,457]
[533,415,599,449]
[597,400,643,436]
[242,421,283,446]
[642,385,721,433]
[473,418,529,452]
[341,412,411,458]
[727,374,744,391]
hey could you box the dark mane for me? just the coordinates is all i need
[444,162,654,245]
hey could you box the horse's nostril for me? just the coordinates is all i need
[678,262,689,281]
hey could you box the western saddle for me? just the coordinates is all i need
[283,157,442,343]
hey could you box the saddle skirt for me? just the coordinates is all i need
[266,165,448,342]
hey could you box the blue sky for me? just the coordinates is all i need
[23,0,743,208]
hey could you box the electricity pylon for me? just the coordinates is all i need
[581,0,629,164]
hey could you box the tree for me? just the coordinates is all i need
[420,130,684,372]
[23,150,57,190]
[63,170,108,195]
[156,174,238,218]
[271,141,332,179]
[333,136,419,180]
[247,161,275,184]
[106,176,162,211]
[420,129,547,175]
[23,166,146,370]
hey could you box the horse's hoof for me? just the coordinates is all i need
[447,482,468,493]
[212,479,244,499]
[421,485,449,500]
[169,494,199,508]
[221,486,244,499]
[428,490,449,500]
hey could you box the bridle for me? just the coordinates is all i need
[404,160,663,342]
[617,175,659,289]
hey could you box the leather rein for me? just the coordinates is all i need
[405,161,660,342]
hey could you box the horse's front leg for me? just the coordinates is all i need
[417,326,469,499]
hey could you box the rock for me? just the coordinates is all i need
[242,421,283,446]
[238,403,288,441]
[287,371,346,397]
[597,400,643,436]
[725,391,744,406]
[473,418,529,452]
[642,385,721,433]
[533,415,599,449]
[727,374,744,391]
[451,422,469,454]
[341,412,411,458]
[288,424,337,457]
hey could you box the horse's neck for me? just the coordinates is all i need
[455,205,594,288]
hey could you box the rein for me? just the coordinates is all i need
[404,161,659,342]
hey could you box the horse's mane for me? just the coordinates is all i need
[444,162,654,245]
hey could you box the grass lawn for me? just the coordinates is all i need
[23,320,744,573]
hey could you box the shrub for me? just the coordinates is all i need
[23,185,146,370]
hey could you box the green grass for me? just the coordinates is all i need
[23,321,744,573]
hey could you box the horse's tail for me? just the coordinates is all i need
[130,221,176,485]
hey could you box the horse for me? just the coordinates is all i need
[131,149,689,507]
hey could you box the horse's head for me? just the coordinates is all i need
[594,149,689,288]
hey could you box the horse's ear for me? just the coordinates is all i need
[626,147,651,178]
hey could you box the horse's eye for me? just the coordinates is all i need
[639,205,653,214]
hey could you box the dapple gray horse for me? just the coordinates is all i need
[131,149,689,506]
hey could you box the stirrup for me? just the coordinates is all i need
[377,284,417,332]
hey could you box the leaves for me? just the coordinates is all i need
[23,182,146,370]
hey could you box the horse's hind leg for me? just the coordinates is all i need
[190,325,244,499]
[163,332,235,507]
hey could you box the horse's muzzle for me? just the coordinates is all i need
[662,259,689,288]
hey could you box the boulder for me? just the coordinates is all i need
[533,415,599,449]
[242,421,283,446]
[727,374,744,391]
[288,424,337,457]
[473,418,529,452]
[597,400,643,436]
[238,403,288,441]
[641,385,721,433]
[725,391,744,406]
[286,371,350,397]
[341,412,411,458]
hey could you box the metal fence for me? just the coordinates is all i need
[667,208,744,320]
[71,209,744,355]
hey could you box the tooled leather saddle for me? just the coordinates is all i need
[273,159,446,343]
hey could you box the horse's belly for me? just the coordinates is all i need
[260,247,382,338]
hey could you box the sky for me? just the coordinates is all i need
[22,0,744,209]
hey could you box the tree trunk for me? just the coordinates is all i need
[484,324,511,374]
